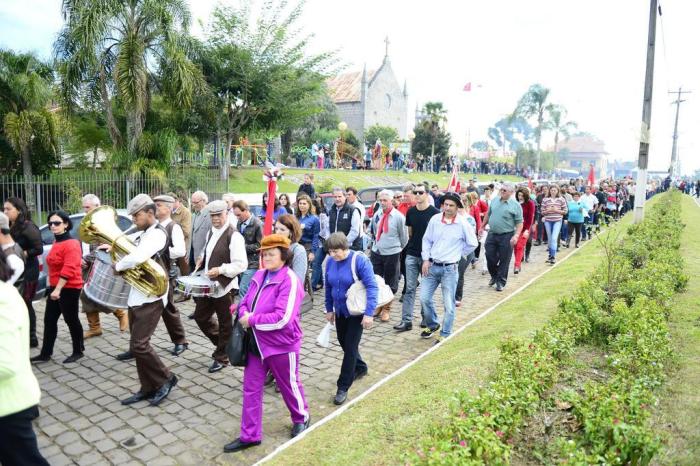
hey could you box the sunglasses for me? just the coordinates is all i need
[413,190,426,195]
[48,221,64,226]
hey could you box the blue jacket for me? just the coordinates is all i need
[298,214,320,250]
[325,251,378,317]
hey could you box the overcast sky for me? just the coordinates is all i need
[2,0,698,174]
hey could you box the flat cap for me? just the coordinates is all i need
[258,233,291,251]
[440,192,464,209]
[153,194,176,204]
[207,200,227,215]
[127,193,155,215]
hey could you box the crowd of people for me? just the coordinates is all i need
[0,170,670,461]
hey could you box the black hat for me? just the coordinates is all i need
[440,192,463,209]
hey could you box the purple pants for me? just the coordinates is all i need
[240,352,309,442]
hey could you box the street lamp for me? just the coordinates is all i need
[337,121,347,168]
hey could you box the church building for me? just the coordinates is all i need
[326,39,408,145]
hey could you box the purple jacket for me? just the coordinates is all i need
[237,266,304,359]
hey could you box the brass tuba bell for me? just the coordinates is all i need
[79,205,168,297]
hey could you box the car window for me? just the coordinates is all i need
[40,226,54,245]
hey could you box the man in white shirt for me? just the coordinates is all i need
[193,200,247,373]
[580,186,598,241]
[117,194,177,407]
[154,194,189,356]
[0,212,24,286]
[345,187,365,218]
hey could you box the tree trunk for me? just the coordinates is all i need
[99,65,122,148]
[281,129,293,162]
[535,110,544,175]
[21,145,36,211]
[125,109,144,156]
[92,147,99,176]
[553,131,560,171]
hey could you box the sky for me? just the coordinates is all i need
[1,0,699,174]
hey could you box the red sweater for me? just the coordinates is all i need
[521,200,536,231]
[46,237,83,289]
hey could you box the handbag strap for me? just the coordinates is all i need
[350,251,358,283]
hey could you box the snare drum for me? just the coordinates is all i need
[84,250,131,310]
[176,274,220,298]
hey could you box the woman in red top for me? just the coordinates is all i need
[513,187,535,274]
[30,211,85,364]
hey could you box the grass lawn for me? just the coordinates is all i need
[264,200,642,465]
[652,195,700,465]
[226,168,524,194]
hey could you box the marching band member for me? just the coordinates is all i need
[193,200,247,373]
[154,194,189,356]
[118,194,177,407]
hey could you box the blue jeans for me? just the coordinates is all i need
[311,246,326,289]
[544,220,562,258]
[238,269,256,298]
[420,263,458,337]
[400,255,423,324]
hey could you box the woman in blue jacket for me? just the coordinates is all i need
[324,232,378,406]
[566,191,586,248]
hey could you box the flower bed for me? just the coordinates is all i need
[411,192,687,465]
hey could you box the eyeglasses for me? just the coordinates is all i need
[413,190,426,195]
[48,221,64,226]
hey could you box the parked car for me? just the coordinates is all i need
[34,210,133,300]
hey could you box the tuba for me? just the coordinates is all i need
[79,205,168,297]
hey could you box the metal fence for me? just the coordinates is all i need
[0,168,231,222]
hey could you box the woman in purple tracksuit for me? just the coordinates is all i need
[224,234,308,453]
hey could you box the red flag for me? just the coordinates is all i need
[263,179,276,235]
[587,164,595,187]
[463,82,472,92]
[446,164,459,192]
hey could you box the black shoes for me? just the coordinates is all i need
[63,353,84,364]
[534,240,542,246]
[333,389,348,405]
[121,391,151,406]
[291,417,311,438]
[148,374,178,406]
[488,278,497,287]
[495,283,504,292]
[513,267,520,275]
[223,438,261,453]
[264,372,275,387]
[208,360,226,373]
[116,350,134,361]
[171,343,188,356]
[30,354,50,363]
[420,324,440,339]
[393,322,412,332]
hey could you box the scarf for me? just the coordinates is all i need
[375,206,392,242]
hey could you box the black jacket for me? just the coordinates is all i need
[239,215,263,269]
[297,183,316,199]
[11,220,42,282]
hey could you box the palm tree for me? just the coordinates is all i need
[514,84,551,174]
[55,0,205,158]
[0,50,58,210]
[421,102,448,171]
[544,104,577,165]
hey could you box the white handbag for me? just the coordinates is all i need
[346,252,394,316]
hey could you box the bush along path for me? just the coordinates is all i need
[410,191,688,465]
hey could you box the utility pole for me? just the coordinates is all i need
[633,0,658,224]
[669,87,691,179]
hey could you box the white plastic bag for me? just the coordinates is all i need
[316,322,333,348]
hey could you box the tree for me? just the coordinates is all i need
[471,140,490,152]
[202,1,336,179]
[0,50,59,209]
[513,84,552,174]
[420,101,448,168]
[67,113,111,174]
[411,123,451,169]
[365,124,398,147]
[55,0,206,159]
[545,104,577,157]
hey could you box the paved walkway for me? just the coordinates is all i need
[30,240,575,465]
